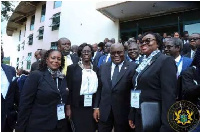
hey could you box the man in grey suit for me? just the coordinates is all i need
[93,44,137,132]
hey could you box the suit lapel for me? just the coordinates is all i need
[43,69,59,93]
[137,52,161,81]
[104,62,112,88]
[1,64,12,83]
[112,61,128,88]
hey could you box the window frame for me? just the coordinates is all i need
[54,1,62,8]
[27,34,33,45]
[51,41,58,49]
[30,15,35,31]
[49,12,60,31]
[40,4,46,22]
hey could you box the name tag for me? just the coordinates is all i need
[131,90,141,108]
[84,95,92,107]
[57,104,65,120]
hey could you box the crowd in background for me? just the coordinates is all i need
[1,30,200,132]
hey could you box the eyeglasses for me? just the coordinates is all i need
[111,51,124,55]
[81,50,91,54]
[189,38,200,41]
[164,45,174,49]
[139,38,156,46]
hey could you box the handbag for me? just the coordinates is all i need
[141,102,161,132]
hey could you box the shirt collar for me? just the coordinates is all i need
[175,55,181,62]
[112,61,124,67]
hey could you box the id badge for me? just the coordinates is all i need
[131,90,141,108]
[57,104,65,120]
[84,95,92,107]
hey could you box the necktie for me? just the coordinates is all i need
[112,65,119,88]
[192,51,195,59]
[62,56,68,75]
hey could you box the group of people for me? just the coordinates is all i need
[1,31,200,132]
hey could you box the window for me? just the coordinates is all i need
[49,12,60,31]
[54,1,62,8]
[17,58,19,67]
[37,26,44,40]
[17,44,20,51]
[21,41,25,50]
[41,4,46,22]
[26,52,32,69]
[21,61,23,69]
[19,30,21,41]
[27,34,33,45]
[24,24,26,37]
[51,41,58,49]
[30,15,35,31]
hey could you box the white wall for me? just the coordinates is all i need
[59,1,119,45]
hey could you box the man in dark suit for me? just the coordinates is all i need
[126,42,143,64]
[184,33,200,59]
[93,44,137,132]
[1,46,17,132]
[97,42,112,68]
[57,37,79,75]
[92,43,102,68]
[31,49,47,72]
[164,37,192,76]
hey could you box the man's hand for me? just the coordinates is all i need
[66,105,71,118]
[93,109,100,122]
[129,120,135,129]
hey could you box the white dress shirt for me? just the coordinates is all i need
[80,69,98,95]
[1,66,10,99]
[191,50,195,59]
[106,53,110,62]
[175,55,183,77]
[111,61,124,79]
[66,54,73,66]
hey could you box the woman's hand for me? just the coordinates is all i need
[129,120,135,129]
[66,105,71,118]
[93,109,100,122]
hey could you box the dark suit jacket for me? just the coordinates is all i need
[181,66,200,106]
[30,60,40,72]
[70,54,79,64]
[66,63,98,107]
[15,69,68,132]
[94,61,137,124]
[1,64,16,130]
[129,53,177,132]
[181,43,191,55]
[92,51,102,68]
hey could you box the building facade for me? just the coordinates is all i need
[6,1,200,71]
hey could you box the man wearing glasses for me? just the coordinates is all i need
[164,38,192,77]
[94,44,137,132]
[184,33,200,59]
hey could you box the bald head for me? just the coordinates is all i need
[110,44,124,64]
[57,37,71,55]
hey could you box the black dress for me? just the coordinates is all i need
[67,64,97,132]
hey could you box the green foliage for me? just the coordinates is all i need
[1,1,14,22]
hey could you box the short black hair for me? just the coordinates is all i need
[142,32,163,50]
[39,49,64,71]
[77,43,94,58]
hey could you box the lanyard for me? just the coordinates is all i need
[56,78,63,104]
[176,57,183,67]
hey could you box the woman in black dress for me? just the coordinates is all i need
[67,43,98,132]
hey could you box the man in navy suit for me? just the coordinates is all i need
[1,46,16,132]
[97,42,112,68]
[94,44,137,132]
[92,43,102,68]
[164,37,192,76]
